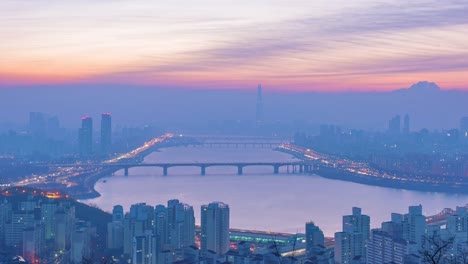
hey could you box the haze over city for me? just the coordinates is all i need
[1,1,468,264]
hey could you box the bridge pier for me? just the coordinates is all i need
[124,167,129,176]
[273,165,279,174]
[237,166,243,175]
[299,165,304,174]
[163,166,168,176]
[201,166,206,176]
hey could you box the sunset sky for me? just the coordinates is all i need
[1,0,468,91]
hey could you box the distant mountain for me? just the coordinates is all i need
[394,81,442,94]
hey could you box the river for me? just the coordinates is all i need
[84,146,468,236]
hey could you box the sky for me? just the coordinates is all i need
[1,0,468,92]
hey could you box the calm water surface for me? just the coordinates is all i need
[84,147,468,236]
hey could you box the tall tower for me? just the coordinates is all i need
[201,202,230,255]
[256,84,263,124]
[101,113,112,155]
[79,116,93,156]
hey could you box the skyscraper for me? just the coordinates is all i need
[29,112,46,138]
[79,116,93,156]
[403,114,410,135]
[201,202,230,255]
[256,84,263,124]
[101,113,112,155]
[388,115,401,135]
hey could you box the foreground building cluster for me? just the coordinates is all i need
[4,192,468,264]
[334,205,468,264]
[0,193,96,263]
[107,200,230,264]
[107,200,331,264]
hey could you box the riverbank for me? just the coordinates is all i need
[315,167,468,195]
[276,147,468,195]
[66,168,117,200]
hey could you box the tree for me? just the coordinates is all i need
[420,230,454,264]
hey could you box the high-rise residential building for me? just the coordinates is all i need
[108,205,125,250]
[305,221,324,257]
[167,199,195,250]
[0,200,12,243]
[79,116,93,156]
[388,115,401,135]
[5,211,35,247]
[54,204,76,252]
[367,205,428,263]
[22,222,45,264]
[124,203,155,256]
[132,230,157,264]
[334,232,352,264]
[29,112,47,138]
[201,202,230,255]
[366,230,408,264]
[70,221,94,264]
[403,114,410,135]
[101,113,112,155]
[41,202,58,240]
[256,84,263,125]
[108,221,124,250]
[113,205,124,223]
[154,205,168,249]
[335,207,370,264]
[403,205,426,249]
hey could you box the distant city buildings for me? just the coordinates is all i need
[78,116,93,156]
[388,115,401,135]
[388,114,410,135]
[78,113,113,157]
[28,112,47,138]
[403,114,410,135]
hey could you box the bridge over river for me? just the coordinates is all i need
[42,161,318,176]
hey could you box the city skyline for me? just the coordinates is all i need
[2,0,468,262]
[1,0,468,91]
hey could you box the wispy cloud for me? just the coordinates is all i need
[1,0,468,90]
